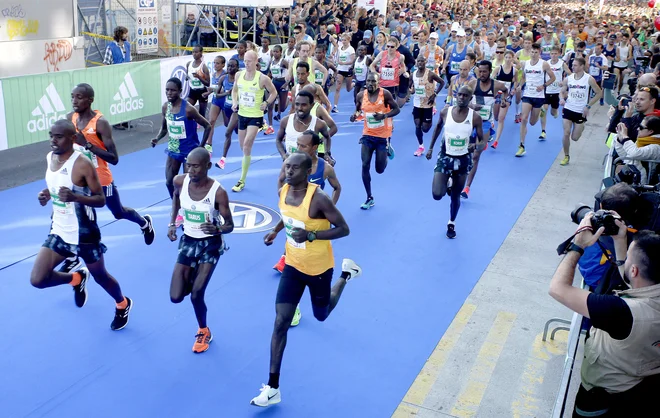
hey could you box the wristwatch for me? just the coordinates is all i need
[615,258,626,266]
[567,242,584,256]
[84,141,93,150]
[307,231,317,242]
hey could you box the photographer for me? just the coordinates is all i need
[607,84,660,142]
[549,215,660,417]
[615,116,660,184]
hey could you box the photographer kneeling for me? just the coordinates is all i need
[550,212,660,417]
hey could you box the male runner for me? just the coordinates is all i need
[290,61,333,112]
[559,57,602,165]
[167,147,234,353]
[446,60,476,106]
[60,83,155,273]
[301,84,337,164]
[410,56,444,156]
[151,78,212,202]
[31,120,132,330]
[464,60,508,198]
[230,50,278,192]
[250,152,361,408]
[516,43,556,157]
[351,72,400,210]
[186,46,211,123]
[426,86,483,238]
[287,40,328,87]
[275,91,331,161]
[539,46,571,140]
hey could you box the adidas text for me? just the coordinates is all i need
[110,73,144,116]
[28,114,66,133]
[110,98,144,115]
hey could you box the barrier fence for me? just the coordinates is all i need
[0,50,237,151]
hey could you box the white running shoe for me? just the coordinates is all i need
[342,258,362,281]
[250,384,281,407]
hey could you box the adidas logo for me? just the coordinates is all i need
[202,198,211,204]
[110,73,144,115]
[28,83,67,133]
[60,168,68,175]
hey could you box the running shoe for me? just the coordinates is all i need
[560,155,570,166]
[215,157,226,170]
[73,268,90,308]
[250,384,281,407]
[538,130,546,141]
[446,224,457,239]
[490,140,499,149]
[461,186,470,199]
[193,327,213,353]
[342,258,362,281]
[360,196,375,210]
[515,114,521,123]
[265,126,275,135]
[273,255,285,273]
[142,214,155,245]
[387,143,395,160]
[232,181,245,192]
[290,305,301,327]
[515,144,526,157]
[274,113,281,122]
[355,114,364,122]
[111,297,133,331]
[413,145,425,157]
[259,123,267,133]
[540,107,546,118]
[331,105,339,113]
[59,256,82,273]
[204,144,213,157]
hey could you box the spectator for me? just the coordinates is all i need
[615,115,660,184]
[359,30,375,56]
[103,26,130,65]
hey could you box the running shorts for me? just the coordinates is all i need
[434,152,473,175]
[545,93,560,109]
[42,234,107,264]
[276,264,334,313]
[188,88,208,103]
[522,96,545,108]
[563,108,587,124]
[412,107,433,124]
[238,115,263,131]
[359,135,388,152]
[176,234,227,267]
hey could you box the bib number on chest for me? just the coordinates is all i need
[239,91,256,107]
[366,113,385,129]
[282,215,306,249]
[271,67,281,77]
[51,192,74,215]
[74,144,98,168]
[190,78,203,88]
[451,61,461,72]
[382,67,395,80]
[168,120,187,141]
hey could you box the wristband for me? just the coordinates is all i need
[585,104,592,109]
[168,223,176,228]
[567,242,584,256]
[614,258,626,266]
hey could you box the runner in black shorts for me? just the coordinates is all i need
[186,46,211,119]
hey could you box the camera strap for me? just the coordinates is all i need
[555,226,594,256]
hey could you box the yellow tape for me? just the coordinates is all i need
[81,31,231,52]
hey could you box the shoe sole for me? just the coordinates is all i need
[143,215,155,245]
[251,397,281,407]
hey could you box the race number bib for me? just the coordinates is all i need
[51,191,74,216]
[282,215,306,249]
[73,144,98,168]
[450,60,461,72]
[260,61,268,72]
[315,70,324,85]
[190,78,203,88]
[478,106,491,120]
[414,87,425,107]
[167,120,187,141]
[271,67,281,77]
[355,66,364,75]
[366,113,385,129]
[239,91,256,107]
[183,209,207,232]
[339,52,349,64]
[589,65,600,76]
[381,67,395,80]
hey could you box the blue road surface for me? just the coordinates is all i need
[0,93,563,418]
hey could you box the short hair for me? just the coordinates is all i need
[236,40,247,49]
[74,83,94,98]
[302,129,322,146]
[531,42,541,50]
[577,41,587,49]
[273,45,282,52]
[294,151,312,171]
[113,26,128,42]
[600,183,639,224]
[478,60,492,72]
[193,45,203,52]
[638,86,659,102]
[466,52,477,61]
[53,119,77,136]
[215,55,226,64]
[294,24,304,32]
[166,77,183,90]
[632,230,660,284]
[573,57,586,67]
[296,61,310,73]
[551,45,562,53]
[296,90,314,104]
[644,115,660,134]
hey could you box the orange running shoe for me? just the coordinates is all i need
[273,255,285,273]
[192,327,213,353]
[265,126,275,135]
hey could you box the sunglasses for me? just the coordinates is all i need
[640,125,649,130]
[387,45,396,48]
[496,51,504,54]
[294,32,301,35]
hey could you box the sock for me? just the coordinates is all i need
[240,155,251,183]
[70,272,82,286]
[448,220,455,226]
[515,101,521,114]
[340,271,350,280]
[268,373,280,389]
[116,297,128,309]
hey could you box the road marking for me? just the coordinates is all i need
[450,311,517,417]
[400,303,477,407]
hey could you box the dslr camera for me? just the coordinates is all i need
[571,207,622,236]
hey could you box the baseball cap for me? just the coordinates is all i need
[456,28,466,37]
[363,30,373,39]
[399,12,406,17]
[508,25,516,31]
[429,32,439,39]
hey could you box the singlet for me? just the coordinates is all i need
[180,174,224,239]
[236,71,264,118]
[565,72,591,113]
[361,88,392,139]
[423,45,444,71]
[413,69,435,109]
[222,75,235,108]
[270,57,286,79]
[481,41,497,62]
[210,71,225,106]
[188,61,206,90]
[231,53,245,69]
[448,44,468,75]
[546,59,565,95]
[166,101,199,155]
[451,74,476,105]
[337,45,355,72]
[314,63,326,86]
[379,52,401,87]
[603,44,617,63]
[472,79,495,123]
[496,65,514,90]
[443,107,474,157]
[308,158,326,190]
[540,37,555,60]
[588,55,607,81]
[72,112,113,187]
[279,183,333,276]
[284,48,296,63]
[615,44,630,68]
[258,49,271,74]
[285,113,318,154]
[523,59,546,99]
[292,57,313,84]
[354,56,369,82]
[45,151,100,246]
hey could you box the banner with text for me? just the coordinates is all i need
[137,0,159,54]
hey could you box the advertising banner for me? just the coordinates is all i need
[159,51,233,103]
[0,81,7,151]
[137,0,159,54]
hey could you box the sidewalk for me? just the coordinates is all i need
[393,105,610,418]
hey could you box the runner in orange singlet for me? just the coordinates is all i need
[350,72,400,210]
[62,84,155,272]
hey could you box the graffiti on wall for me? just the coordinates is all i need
[43,40,73,72]
[2,4,39,40]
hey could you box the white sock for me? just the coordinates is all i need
[448,220,455,226]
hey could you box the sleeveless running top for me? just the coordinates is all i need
[337,45,355,72]
[270,56,286,79]
[236,71,265,118]
[292,57,313,84]
[354,56,369,82]
[279,183,333,276]
[540,38,555,61]
[588,55,607,81]
[379,52,401,88]
[565,73,591,113]
[472,80,495,123]
[448,44,468,75]
[166,101,199,155]
[413,69,435,109]
[496,65,514,90]
[423,45,444,72]
[188,61,206,90]
[603,44,617,63]
[451,74,476,105]
[615,44,630,68]
[443,107,474,156]
[481,41,497,62]
[222,75,235,108]
[285,113,318,154]
[523,59,546,99]
[362,88,392,138]
[180,174,223,239]
[72,112,113,187]
[258,49,271,74]
[546,59,565,95]
[309,158,326,190]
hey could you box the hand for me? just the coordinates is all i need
[559,99,566,107]
[151,138,159,147]
[616,122,628,138]
[74,132,87,146]
[201,91,210,99]
[624,105,634,118]
[260,102,268,111]
[610,211,628,243]
[58,187,77,203]
[536,85,544,92]
[324,154,336,166]
[168,225,178,241]
[192,72,201,79]
[289,227,308,243]
[573,212,605,249]
[583,107,590,118]
[425,148,433,160]
[38,190,51,206]
[373,112,386,121]
[427,94,437,106]
[200,222,219,235]
[264,230,278,246]
[232,104,238,112]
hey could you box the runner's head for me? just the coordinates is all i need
[366,72,380,93]
[213,55,225,72]
[315,45,326,62]
[504,50,515,64]
[185,147,212,183]
[530,43,541,59]
[272,45,282,60]
[294,91,314,120]
[192,45,203,60]
[244,50,258,72]
[296,129,322,157]
[572,57,586,74]
[550,45,561,61]
[71,83,94,114]
[165,77,182,103]
[236,40,247,56]
[458,60,470,79]
[284,152,313,186]
[227,58,239,75]
[357,45,367,57]
[261,36,270,48]
[296,61,310,84]
[298,41,312,59]
[49,120,76,155]
[455,86,473,108]
[477,60,492,82]
[415,55,427,70]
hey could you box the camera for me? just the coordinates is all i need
[571,206,622,235]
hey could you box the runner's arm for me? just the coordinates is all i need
[325,164,341,204]
[542,62,556,88]
[262,75,279,106]
[351,91,363,121]
[213,186,234,235]
[369,51,383,72]
[428,107,447,153]
[316,84,333,111]
[317,106,338,136]
[560,78,569,101]
[563,62,573,77]
[187,105,212,147]
[382,89,400,119]
[587,75,603,107]
[71,157,105,208]
[169,175,185,227]
[313,190,349,240]
[275,116,289,159]
[93,118,119,165]
[151,104,168,145]
[318,120,332,154]
[472,113,484,145]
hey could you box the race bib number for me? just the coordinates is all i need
[479,106,491,120]
[51,192,74,215]
[183,209,207,232]
[239,91,256,107]
[366,113,385,129]
[355,66,363,75]
[414,87,425,107]
[381,67,395,80]
[167,120,186,141]
[225,94,233,105]
[447,135,468,149]
[271,67,281,77]
[339,53,349,64]
[569,90,587,102]
[282,215,306,249]
[450,61,461,72]
[315,71,324,84]
[190,78,203,88]
[260,61,268,71]
[589,65,600,76]
[73,144,98,168]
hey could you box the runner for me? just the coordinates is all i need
[369,37,407,100]
[62,83,154,275]
[289,61,333,112]
[185,46,211,121]
[250,152,361,408]
[269,45,290,123]
[444,28,473,87]
[230,50,278,192]
[214,59,239,170]
[539,46,571,140]
[559,57,602,166]
[446,60,476,106]
[202,55,226,156]
[351,72,401,210]
[314,45,337,96]
[426,86,483,239]
[275,91,331,162]
[151,78,212,202]
[516,43,556,157]
[167,147,234,353]
[287,40,328,87]
[353,45,372,107]
[301,83,338,164]
[491,50,519,149]
[31,119,132,330]
[333,33,356,112]
[410,56,444,156]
